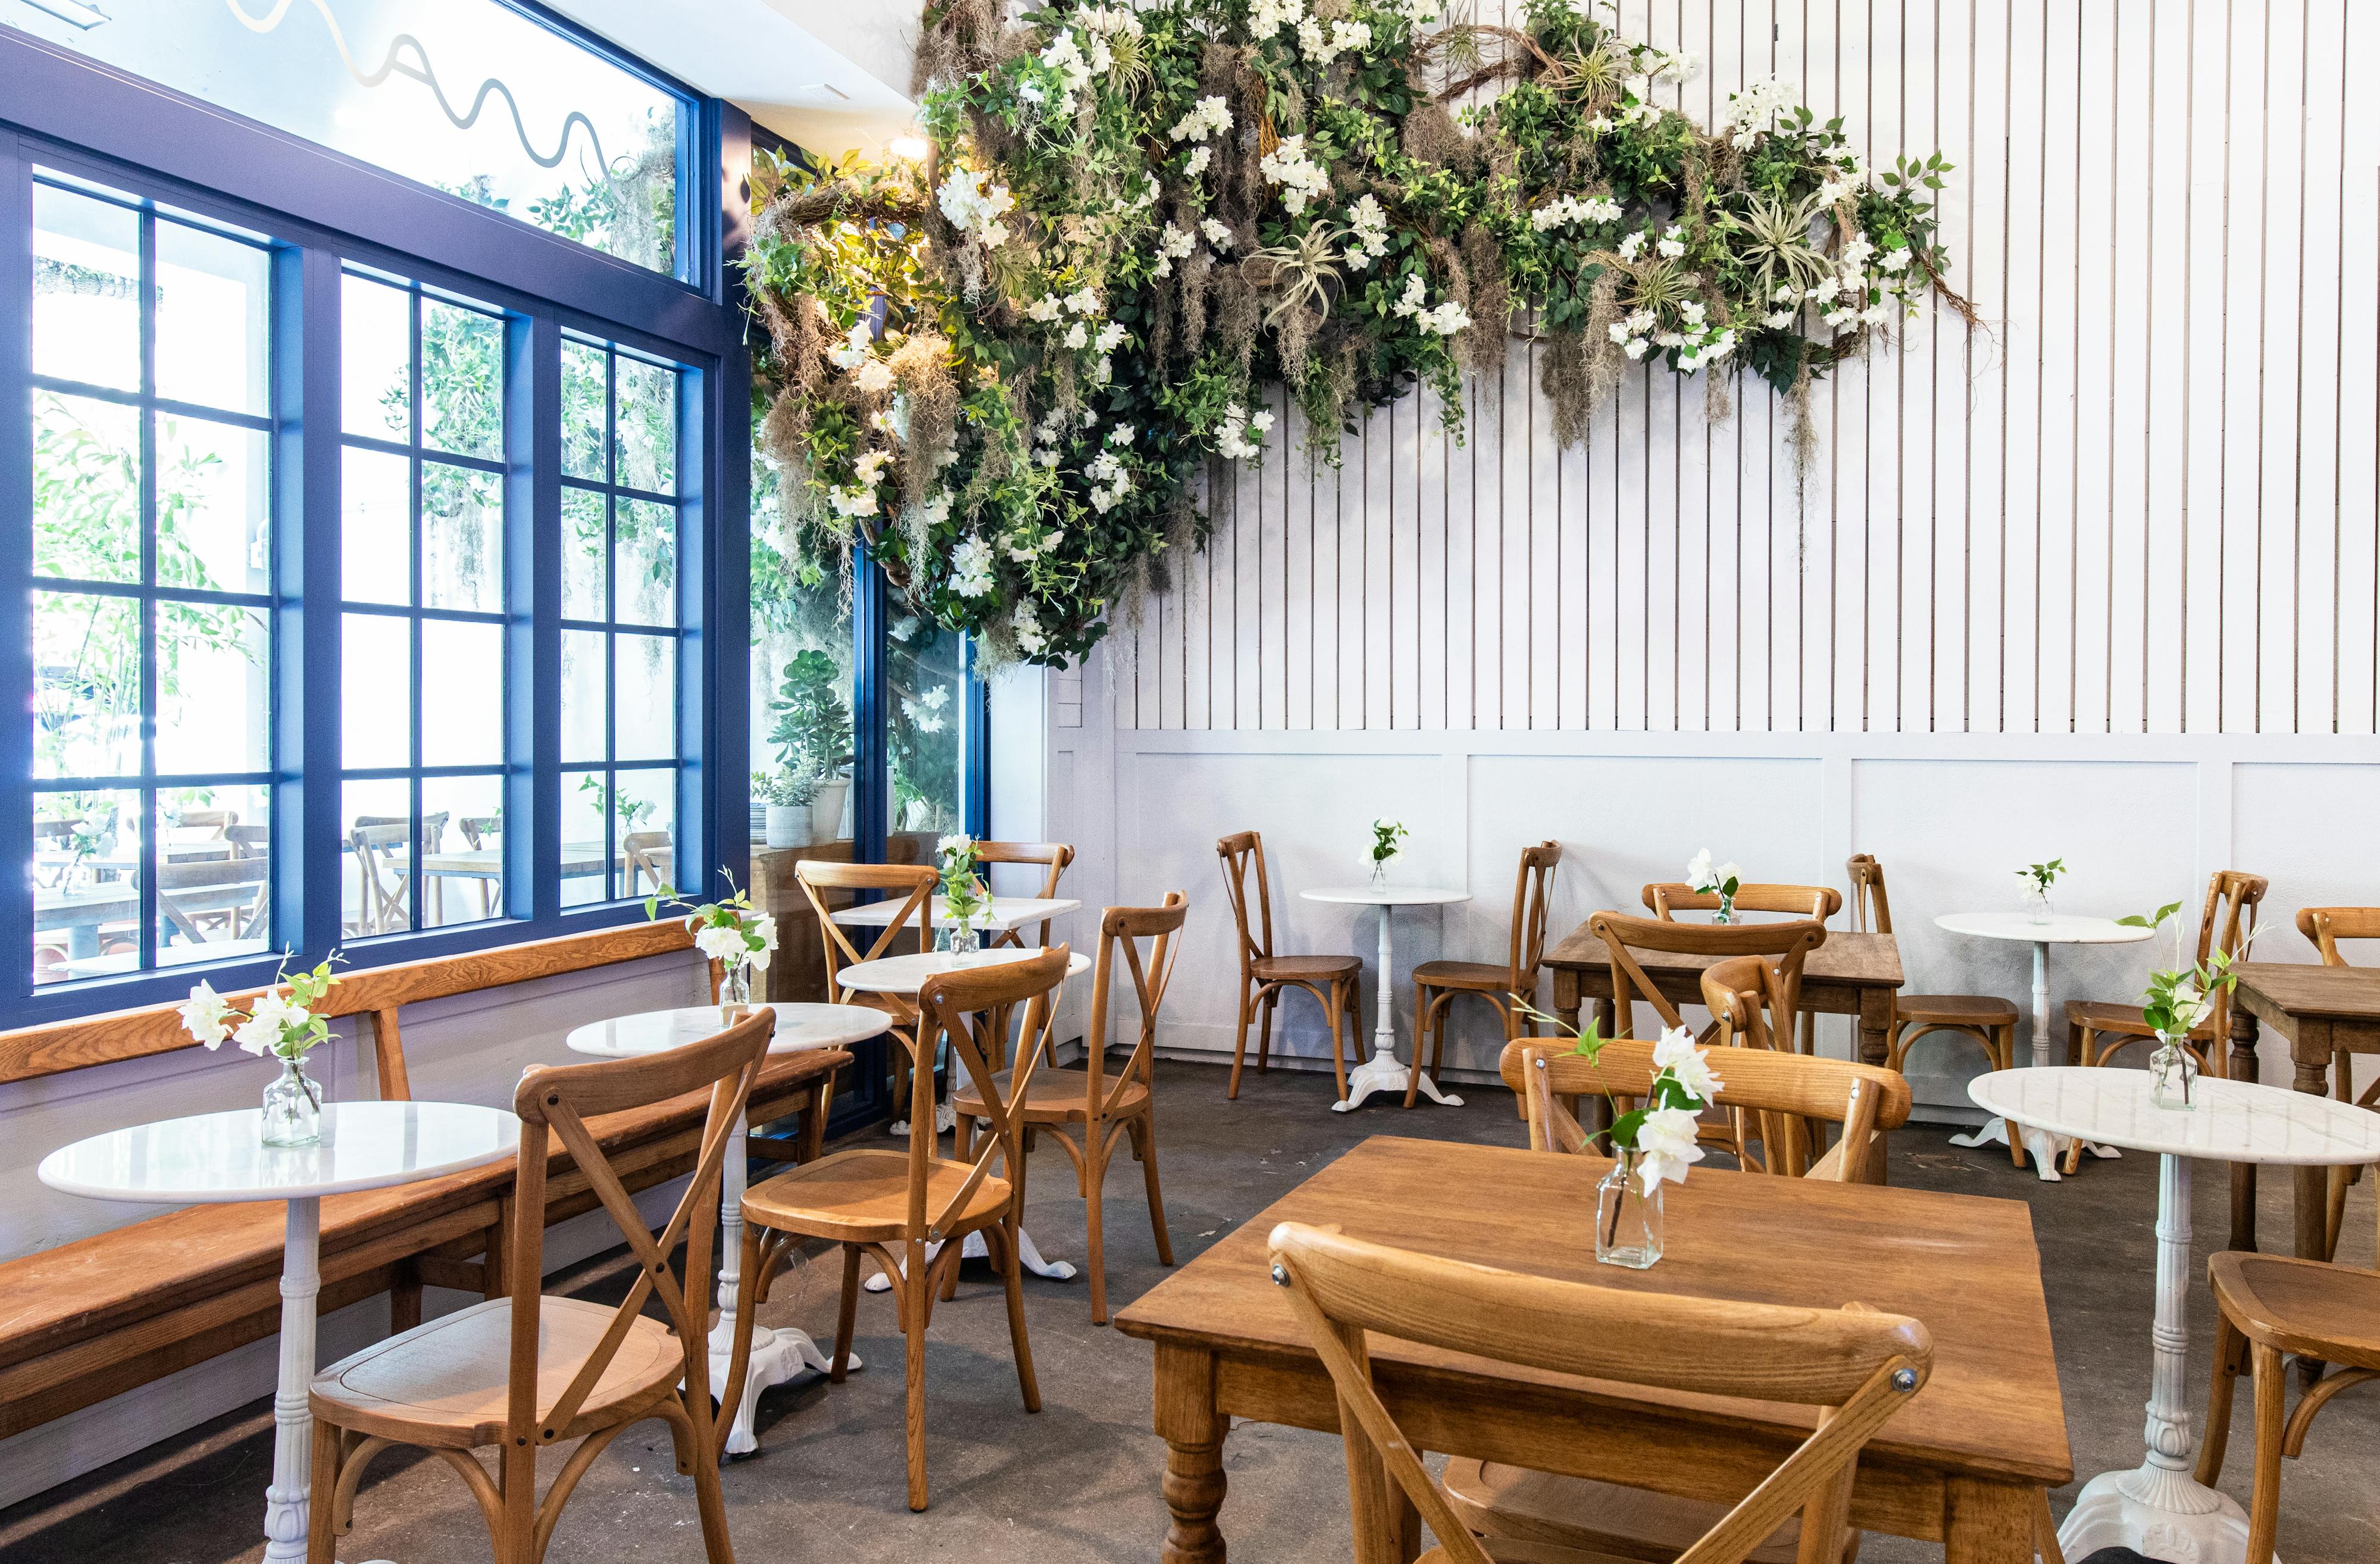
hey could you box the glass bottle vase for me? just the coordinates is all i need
[939,919,982,955]
[261,1056,324,1148]
[718,962,752,1008]
[2149,1034,2199,1111]
[1595,1152,1664,1269]
[2024,884,2054,924]
[1369,861,1388,892]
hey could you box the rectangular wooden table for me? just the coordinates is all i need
[1115,1136,2068,1564]
[1541,924,1906,1066]
[2228,961,2380,1257]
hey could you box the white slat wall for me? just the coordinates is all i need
[1118,0,2379,736]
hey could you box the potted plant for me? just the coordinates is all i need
[180,952,343,1147]
[2017,858,2065,923]
[768,649,852,842]
[761,770,817,850]
[1368,819,1407,891]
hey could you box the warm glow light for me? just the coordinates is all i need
[889,136,931,161]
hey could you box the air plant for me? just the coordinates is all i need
[1250,223,1347,330]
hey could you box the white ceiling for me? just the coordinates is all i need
[540,0,921,159]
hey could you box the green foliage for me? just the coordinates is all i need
[768,648,855,778]
[2018,858,2066,892]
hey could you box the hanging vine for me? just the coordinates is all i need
[744,0,1971,670]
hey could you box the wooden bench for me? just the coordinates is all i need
[0,923,847,1443]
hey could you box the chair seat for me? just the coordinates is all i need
[2066,999,2216,1040]
[1897,993,2019,1025]
[743,1148,1012,1244]
[1414,959,1521,993]
[1251,954,1361,982]
[1419,1540,1640,1564]
[1443,1459,1805,1564]
[952,1068,1149,1124]
[310,1296,678,1450]
[2208,1252,2380,1368]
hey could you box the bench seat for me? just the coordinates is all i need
[0,1046,846,1440]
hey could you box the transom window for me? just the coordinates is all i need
[29,171,276,987]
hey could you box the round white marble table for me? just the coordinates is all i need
[836,949,1091,1288]
[565,1003,887,1456]
[1299,885,1472,1112]
[39,1100,520,1564]
[1972,1066,2380,1564]
[1934,911,2154,1178]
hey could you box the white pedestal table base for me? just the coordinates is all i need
[712,1116,855,1457]
[1332,899,1463,1113]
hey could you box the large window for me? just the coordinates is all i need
[30,172,274,986]
[339,268,508,937]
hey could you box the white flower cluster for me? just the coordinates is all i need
[1805,233,1923,336]
[1607,296,1737,371]
[1213,401,1275,461]
[1655,223,1688,259]
[1726,75,1802,149]
[1169,95,1233,145]
[1813,148,1865,206]
[1390,273,1471,336]
[1011,601,1047,656]
[1005,521,1063,564]
[693,912,777,972]
[828,319,873,369]
[181,978,310,1057]
[1085,444,1134,513]
[1632,1025,1722,1191]
[828,447,892,518]
[952,535,996,598]
[1258,133,1329,215]
[1529,192,1622,232]
[1200,215,1234,251]
[937,166,1014,248]
[1297,15,1371,65]
[1154,221,1197,277]
[855,358,894,395]
[1248,0,1303,40]
[1343,194,1390,271]
[903,684,950,734]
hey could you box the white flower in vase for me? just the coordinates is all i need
[1632,1106,1706,1193]
[1649,1024,1725,1104]
[181,980,234,1050]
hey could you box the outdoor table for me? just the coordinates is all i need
[564,1002,887,1456]
[38,1100,520,1563]
[1297,884,1471,1111]
[1934,912,2154,1179]
[35,877,268,959]
[1971,1065,2380,1564]
[2229,961,2380,1257]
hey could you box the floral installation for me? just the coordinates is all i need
[645,873,779,976]
[180,952,343,1062]
[746,0,1966,670]
[1686,847,1743,923]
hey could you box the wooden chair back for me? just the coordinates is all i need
[1267,1221,1931,1564]
[911,948,1072,1239]
[1216,830,1278,971]
[2194,871,2269,1034]
[1500,842,1563,989]
[1084,894,1189,1124]
[1844,854,1893,934]
[622,830,673,896]
[506,1008,772,1454]
[156,853,273,941]
[976,840,1076,949]
[459,814,503,850]
[2298,906,2380,966]
[1585,909,1827,1040]
[1646,881,1844,923]
[348,819,412,935]
[1500,1039,1910,1181]
[795,860,938,993]
[226,823,271,858]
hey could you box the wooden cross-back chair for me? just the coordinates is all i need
[796,859,938,1111]
[1696,956,1914,1180]
[347,812,451,936]
[2293,907,2380,1257]
[731,950,1064,1511]
[955,894,1186,1322]
[305,1009,772,1564]
[1266,1221,1933,1564]
[157,853,273,944]
[1411,842,1561,1111]
[972,839,1075,948]
[1217,829,1362,1101]
[1644,880,1843,924]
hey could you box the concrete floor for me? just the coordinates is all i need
[3,1059,2373,1564]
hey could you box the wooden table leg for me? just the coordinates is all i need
[1944,1475,2035,1564]
[2293,1021,2335,1262]
[2227,1009,2261,1253]
[1859,988,1896,1183]
[1155,1341,1227,1564]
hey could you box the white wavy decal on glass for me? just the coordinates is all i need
[222,0,621,176]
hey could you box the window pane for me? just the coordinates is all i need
[33,393,141,584]
[617,771,675,899]
[343,274,414,445]
[422,774,504,927]
[560,629,606,763]
[421,300,505,461]
[750,463,856,869]
[342,446,413,605]
[422,462,502,612]
[559,770,607,907]
[888,618,965,847]
[421,618,503,767]
[156,603,269,775]
[33,591,141,779]
[156,784,272,960]
[561,340,608,481]
[342,778,414,937]
[10,5,686,274]
[32,787,142,986]
[155,220,271,417]
[342,612,413,770]
[158,414,272,594]
[562,487,607,620]
[615,356,676,494]
[32,182,139,392]
[615,633,675,762]
[615,499,675,627]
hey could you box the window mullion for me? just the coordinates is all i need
[279,245,345,962]
[0,140,35,997]
[515,314,559,924]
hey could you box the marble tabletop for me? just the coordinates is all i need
[38,1100,521,1204]
[564,1003,890,1059]
[1299,885,1471,908]
[839,947,1092,996]
[831,896,1081,930]
[1971,1066,2380,1165]
[1935,912,2156,945]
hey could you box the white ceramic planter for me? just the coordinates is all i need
[809,780,850,843]
[763,804,808,849]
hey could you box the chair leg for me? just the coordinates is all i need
[2323,1165,2350,1262]
[994,1220,1042,1412]
[680,1373,739,1562]
[831,1243,861,1383]
[1134,1112,1174,1267]
[1227,986,1253,1100]
[1256,990,1277,1074]
[2062,1027,2097,1174]
[307,1419,342,1564]
[2198,1310,2247,1483]
[902,1237,931,1512]
[2031,1487,2067,1564]
[1332,981,1357,1102]
[1405,983,1431,1109]
[1084,1128,1110,1326]
[2245,1342,2285,1564]
[390,1260,423,1335]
